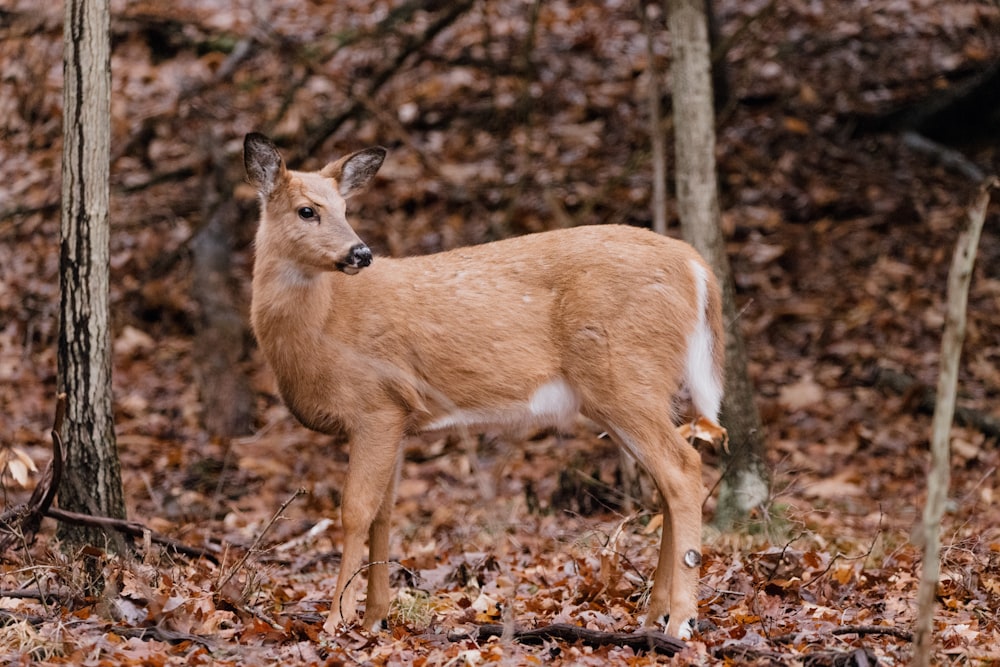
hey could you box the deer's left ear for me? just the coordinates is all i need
[244,133,286,197]
[322,147,387,199]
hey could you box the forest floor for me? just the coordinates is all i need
[2,0,1000,665]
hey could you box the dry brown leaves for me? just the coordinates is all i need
[3,0,1000,664]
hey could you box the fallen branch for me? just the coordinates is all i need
[872,366,1000,440]
[717,642,879,666]
[772,622,914,646]
[832,624,913,642]
[802,647,879,667]
[901,132,987,184]
[0,587,68,605]
[44,507,218,564]
[115,624,217,649]
[468,623,685,656]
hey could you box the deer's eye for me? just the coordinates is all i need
[298,206,317,220]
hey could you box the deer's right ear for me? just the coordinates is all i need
[244,133,285,197]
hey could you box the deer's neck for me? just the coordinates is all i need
[251,257,351,432]
[251,258,332,339]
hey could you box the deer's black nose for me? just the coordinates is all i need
[349,243,372,268]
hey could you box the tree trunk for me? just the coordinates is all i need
[192,136,255,437]
[58,0,126,553]
[642,0,669,237]
[666,0,770,528]
[704,0,730,111]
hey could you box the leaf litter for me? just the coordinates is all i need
[2,0,1000,664]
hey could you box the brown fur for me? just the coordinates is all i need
[244,133,725,639]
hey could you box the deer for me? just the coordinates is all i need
[243,132,725,640]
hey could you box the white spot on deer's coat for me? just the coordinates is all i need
[528,377,579,422]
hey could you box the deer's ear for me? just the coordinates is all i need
[244,133,286,197]
[322,147,386,199]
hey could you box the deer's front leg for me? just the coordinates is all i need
[362,451,402,631]
[324,412,405,635]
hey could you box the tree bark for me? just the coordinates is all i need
[666,0,769,528]
[58,0,126,552]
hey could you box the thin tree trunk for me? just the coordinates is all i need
[642,0,669,237]
[912,179,994,666]
[703,0,729,111]
[192,135,255,437]
[192,200,255,437]
[58,0,126,554]
[666,0,769,528]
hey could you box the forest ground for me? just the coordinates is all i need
[2,0,999,664]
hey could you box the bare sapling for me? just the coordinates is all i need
[243,132,725,640]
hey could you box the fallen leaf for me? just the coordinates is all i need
[778,374,824,412]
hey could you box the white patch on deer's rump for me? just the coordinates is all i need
[685,260,722,421]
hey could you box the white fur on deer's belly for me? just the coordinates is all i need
[423,377,580,433]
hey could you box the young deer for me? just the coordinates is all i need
[244,132,724,640]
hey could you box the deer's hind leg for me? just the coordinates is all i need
[596,408,703,640]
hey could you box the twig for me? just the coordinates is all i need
[237,601,286,632]
[466,622,685,656]
[0,394,66,551]
[0,609,48,627]
[38,395,66,518]
[118,165,198,193]
[799,510,883,591]
[300,0,475,160]
[335,560,419,622]
[710,0,777,65]
[18,531,51,615]
[355,92,454,187]
[902,131,987,184]
[714,643,788,663]
[216,488,304,591]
